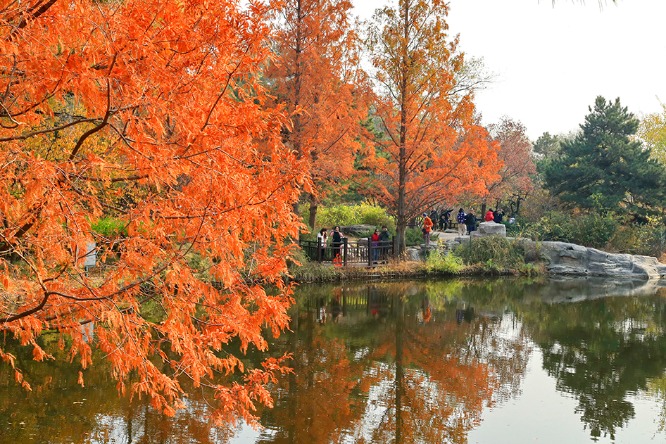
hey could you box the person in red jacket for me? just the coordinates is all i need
[371,228,381,263]
[485,208,495,222]
[422,213,434,247]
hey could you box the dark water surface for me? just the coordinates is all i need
[2,277,666,443]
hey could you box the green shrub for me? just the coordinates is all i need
[425,249,464,274]
[504,220,522,237]
[307,203,396,233]
[454,236,525,270]
[316,204,359,227]
[574,213,619,248]
[609,222,666,257]
[91,217,127,238]
[522,212,574,243]
[405,226,424,246]
[522,211,618,249]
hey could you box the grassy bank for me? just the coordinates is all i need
[289,236,545,283]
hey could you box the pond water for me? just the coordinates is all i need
[2,277,666,443]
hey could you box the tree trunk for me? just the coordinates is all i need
[292,0,304,223]
[308,193,318,229]
[395,0,410,257]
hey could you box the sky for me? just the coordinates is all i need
[352,0,666,141]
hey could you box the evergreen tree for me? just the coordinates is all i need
[533,131,563,161]
[542,96,666,217]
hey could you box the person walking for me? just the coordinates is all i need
[456,208,466,236]
[422,213,434,247]
[465,211,477,234]
[430,209,439,227]
[439,210,449,230]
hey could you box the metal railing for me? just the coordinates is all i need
[299,237,395,266]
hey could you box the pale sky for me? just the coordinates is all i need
[353,0,666,141]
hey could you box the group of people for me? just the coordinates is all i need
[316,206,508,260]
[317,226,346,260]
[370,226,392,263]
[484,208,505,224]
[455,208,477,236]
[422,208,453,231]
[422,208,504,238]
[421,208,458,247]
[317,225,391,263]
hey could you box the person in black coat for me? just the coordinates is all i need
[464,212,476,234]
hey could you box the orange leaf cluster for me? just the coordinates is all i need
[0,0,307,423]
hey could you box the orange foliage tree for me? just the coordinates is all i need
[268,0,371,228]
[366,0,501,252]
[486,117,536,216]
[0,0,307,424]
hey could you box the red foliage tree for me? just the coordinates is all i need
[0,0,307,424]
[268,0,372,228]
[486,117,537,215]
[366,0,501,252]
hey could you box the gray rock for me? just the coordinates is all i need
[405,247,422,261]
[471,221,507,237]
[538,276,666,303]
[538,240,666,280]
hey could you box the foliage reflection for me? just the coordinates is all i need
[1,278,666,443]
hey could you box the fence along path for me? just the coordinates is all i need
[299,237,395,266]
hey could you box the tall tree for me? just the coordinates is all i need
[0,0,306,424]
[542,96,666,217]
[486,117,536,216]
[366,0,501,253]
[268,0,371,228]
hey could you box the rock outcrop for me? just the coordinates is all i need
[538,241,666,280]
[440,232,666,280]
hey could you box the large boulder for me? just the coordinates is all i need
[539,241,666,280]
[471,221,506,238]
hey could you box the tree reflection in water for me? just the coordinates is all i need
[1,278,666,443]
[263,280,532,444]
[525,288,666,441]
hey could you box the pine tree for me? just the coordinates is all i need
[543,96,666,217]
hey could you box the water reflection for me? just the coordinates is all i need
[1,277,666,443]
[278,281,533,444]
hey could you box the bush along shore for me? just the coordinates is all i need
[289,236,545,284]
[288,235,666,284]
